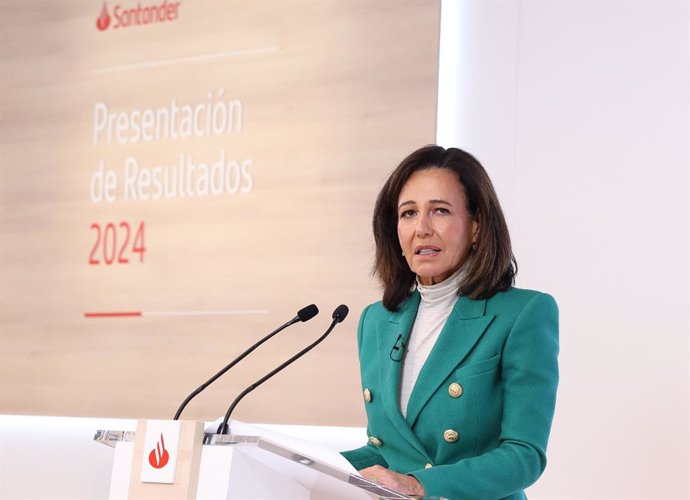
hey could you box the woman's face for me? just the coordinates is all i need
[397,168,478,286]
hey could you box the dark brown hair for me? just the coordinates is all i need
[373,145,517,310]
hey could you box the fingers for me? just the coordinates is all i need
[360,467,400,488]
[358,465,386,486]
[357,466,425,497]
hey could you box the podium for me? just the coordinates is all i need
[94,419,417,500]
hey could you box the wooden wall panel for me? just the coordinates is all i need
[0,0,440,425]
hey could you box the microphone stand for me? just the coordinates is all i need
[217,305,348,434]
[173,305,318,420]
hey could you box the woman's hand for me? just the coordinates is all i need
[359,465,426,497]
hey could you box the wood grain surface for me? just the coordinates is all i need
[0,0,440,425]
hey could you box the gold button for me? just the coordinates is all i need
[443,429,459,443]
[425,463,433,469]
[363,388,372,403]
[448,382,463,398]
[368,436,383,447]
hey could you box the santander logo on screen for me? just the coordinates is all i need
[96,0,181,32]
[148,433,170,469]
[96,3,111,31]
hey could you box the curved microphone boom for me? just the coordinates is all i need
[173,304,319,420]
[217,304,349,434]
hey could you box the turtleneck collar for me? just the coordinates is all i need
[416,265,466,305]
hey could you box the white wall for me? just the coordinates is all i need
[438,1,690,498]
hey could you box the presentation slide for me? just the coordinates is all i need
[0,0,441,424]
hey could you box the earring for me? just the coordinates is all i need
[401,250,405,256]
[471,242,477,251]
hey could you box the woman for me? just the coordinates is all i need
[342,145,559,500]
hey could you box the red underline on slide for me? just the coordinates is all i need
[83,310,269,318]
[84,311,142,318]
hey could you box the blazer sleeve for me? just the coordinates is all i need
[410,292,560,500]
[340,304,390,470]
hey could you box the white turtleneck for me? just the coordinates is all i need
[399,266,465,418]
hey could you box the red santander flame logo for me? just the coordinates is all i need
[148,433,170,469]
[94,0,182,32]
[96,2,111,31]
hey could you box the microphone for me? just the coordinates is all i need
[389,333,407,362]
[173,304,319,420]
[217,304,349,434]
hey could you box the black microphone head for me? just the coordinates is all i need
[332,304,349,323]
[297,304,319,322]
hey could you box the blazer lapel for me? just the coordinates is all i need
[405,295,495,428]
[376,293,429,459]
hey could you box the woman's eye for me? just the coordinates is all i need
[433,207,450,215]
[399,209,416,219]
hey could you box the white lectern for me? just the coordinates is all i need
[94,419,419,500]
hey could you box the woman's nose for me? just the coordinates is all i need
[415,213,433,237]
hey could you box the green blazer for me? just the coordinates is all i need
[342,287,559,500]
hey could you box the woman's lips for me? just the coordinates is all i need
[415,246,441,256]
